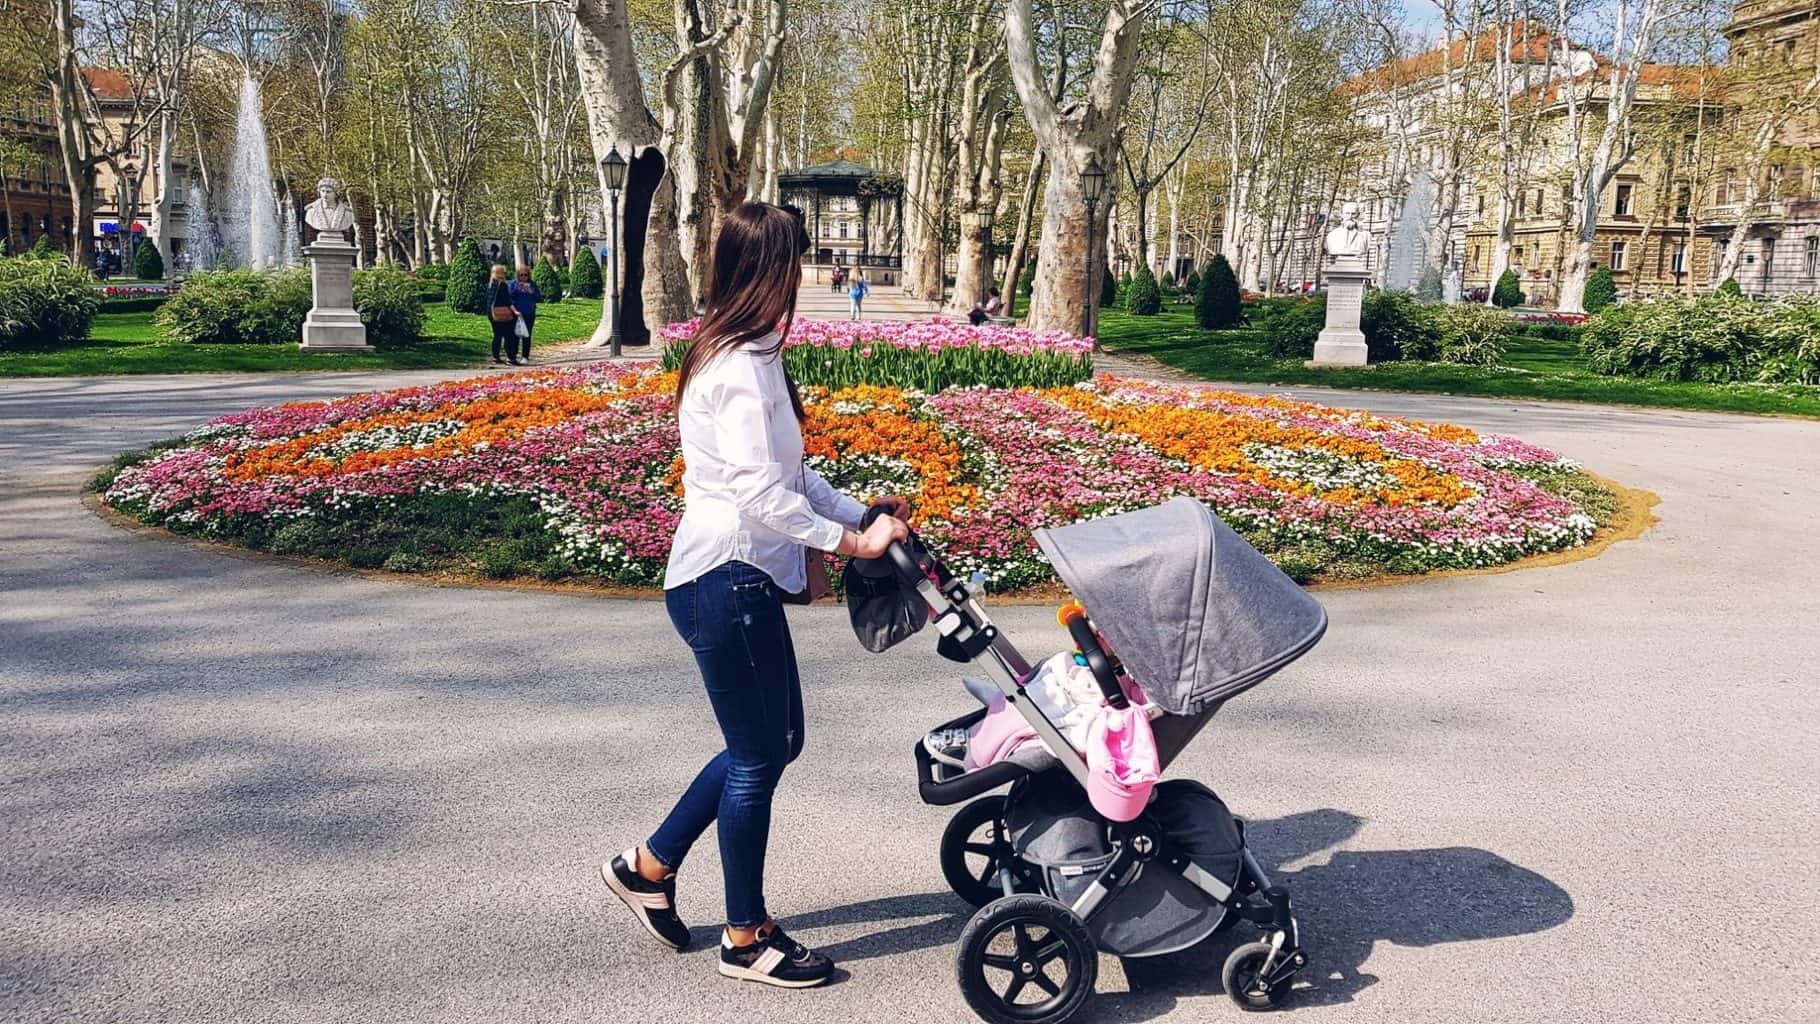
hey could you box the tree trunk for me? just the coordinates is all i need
[999,146,1044,313]
[574,0,692,341]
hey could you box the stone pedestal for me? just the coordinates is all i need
[1309,259,1370,367]
[299,234,371,351]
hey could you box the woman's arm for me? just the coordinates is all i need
[803,466,866,529]
[711,362,850,553]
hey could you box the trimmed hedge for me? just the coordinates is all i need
[532,256,563,303]
[0,255,99,349]
[446,239,488,315]
[133,242,165,281]
[1581,293,1820,384]
[1266,296,1326,358]
[1197,255,1242,329]
[1126,265,1162,316]
[1583,266,1617,313]
[1432,303,1513,365]
[569,246,603,299]
[1361,291,1439,361]
[353,266,427,345]
[99,296,170,313]
[156,267,424,346]
[1492,269,1523,308]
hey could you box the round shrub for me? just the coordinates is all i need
[133,241,165,281]
[1416,266,1443,302]
[1361,291,1440,361]
[353,266,426,345]
[532,256,563,303]
[1583,266,1617,313]
[0,255,99,349]
[1197,255,1242,329]
[1161,269,1176,292]
[569,246,603,299]
[1266,297,1326,359]
[1184,269,1201,294]
[1716,277,1742,297]
[446,238,488,315]
[1492,268,1523,308]
[156,268,310,345]
[414,262,450,284]
[28,235,59,260]
[1018,260,1037,296]
[1126,265,1163,316]
[1433,304,1514,365]
[1099,264,1118,308]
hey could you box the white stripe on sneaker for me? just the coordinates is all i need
[751,946,786,976]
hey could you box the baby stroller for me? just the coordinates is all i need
[857,497,1327,1023]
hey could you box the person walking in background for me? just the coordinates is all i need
[847,268,869,321]
[830,264,844,294]
[486,265,515,365]
[508,264,541,365]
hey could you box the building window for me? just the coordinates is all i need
[1714,237,1727,274]
[1610,241,1627,271]
[1682,134,1697,164]
[1672,243,1687,274]
[1515,245,1525,267]
[1807,236,1819,276]
[1471,245,1480,271]
[1614,184,1634,217]
[1518,191,1527,215]
[1675,186,1690,220]
[838,220,849,239]
[1476,195,1484,217]
[1767,165,1784,196]
[1763,238,1776,282]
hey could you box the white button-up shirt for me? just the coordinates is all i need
[664,337,867,592]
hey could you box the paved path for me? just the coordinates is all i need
[3,359,1819,1024]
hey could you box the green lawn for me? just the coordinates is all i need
[1096,308,1820,419]
[0,300,603,377]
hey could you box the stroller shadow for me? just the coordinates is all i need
[1102,808,1576,1019]
[793,809,1573,1018]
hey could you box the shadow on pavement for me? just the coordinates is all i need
[796,806,1573,1020]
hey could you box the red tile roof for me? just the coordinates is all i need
[1344,21,1561,96]
[81,67,135,102]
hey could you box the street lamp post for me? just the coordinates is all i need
[601,147,627,358]
[1080,156,1106,341]
[978,204,995,299]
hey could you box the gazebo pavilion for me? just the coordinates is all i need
[778,157,903,284]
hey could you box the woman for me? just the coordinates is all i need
[507,264,541,365]
[847,268,869,321]
[601,202,909,989]
[486,265,515,365]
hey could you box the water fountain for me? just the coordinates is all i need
[221,76,283,269]
[1382,169,1433,293]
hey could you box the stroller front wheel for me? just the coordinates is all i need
[941,796,1038,908]
[956,895,1096,1024]
[1222,940,1295,1011]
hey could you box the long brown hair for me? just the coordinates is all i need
[675,201,808,419]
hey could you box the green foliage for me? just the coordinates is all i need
[1265,296,1326,358]
[1581,293,1820,384]
[1099,264,1118,308]
[155,269,311,345]
[0,255,99,349]
[1583,266,1617,313]
[569,246,603,299]
[661,335,1092,392]
[414,262,450,284]
[1161,269,1176,291]
[446,238,489,314]
[532,256,563,303]
[1492,269,1524,308]
[1184,269,1201,294]
[1197,255,1242,329]
[353,266,427,345]
[1432,303,1514,365]
[1126,265,1162,316]
[1361,291,1440,361]
[1018,260,1037,296]
[1716,277,1742,297]
[99,295,170,313]
[1415,266,1443,302]
[1115,270,1133,307]
[28,235,59,260]
[133,242,165,281]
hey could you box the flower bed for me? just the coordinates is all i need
[100,363,1611,589]
[659,317,1093,391]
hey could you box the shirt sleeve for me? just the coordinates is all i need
[711,360,849,552]
[804,466,867,529]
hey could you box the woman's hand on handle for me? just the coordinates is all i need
[872,494,912,521]
[839,514,909,559]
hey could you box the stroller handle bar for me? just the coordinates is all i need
[865,503,1130,711]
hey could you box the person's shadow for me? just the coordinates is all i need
[783,807,1574,1016]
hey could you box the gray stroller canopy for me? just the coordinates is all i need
[1033,497,1327,717]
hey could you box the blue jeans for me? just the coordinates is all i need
[647,561,804,928]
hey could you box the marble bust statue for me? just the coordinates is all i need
[303,177,356,238]
[1324,201,1369,263]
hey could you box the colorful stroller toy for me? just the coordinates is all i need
[858,497,1328,1022]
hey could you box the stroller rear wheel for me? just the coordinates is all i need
[941,796,1037,908]
[956,895,1096,1024]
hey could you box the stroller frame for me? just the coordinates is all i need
[885,538,1308,1016]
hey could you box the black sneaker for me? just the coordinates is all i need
[600,848,690,950]
[718,923,834,988]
